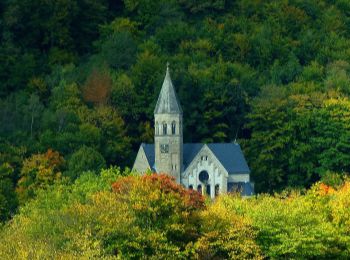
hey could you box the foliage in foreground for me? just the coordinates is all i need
[0,169,349,259]
[221,182,350,259]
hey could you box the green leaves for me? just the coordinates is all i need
[0,164,18,222]
[67,146,106,180]
[246,84,350,192]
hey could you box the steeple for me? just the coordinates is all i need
[154,63,183,183]
[154,63,182,114]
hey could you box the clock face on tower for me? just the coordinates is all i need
[160,144,169,153]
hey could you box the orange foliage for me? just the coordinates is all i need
[45,149,65,170]
[318,183,335,196]
[112,173,205,210]
[82,69,112,105]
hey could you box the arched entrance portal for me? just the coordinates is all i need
[198,170,210,196]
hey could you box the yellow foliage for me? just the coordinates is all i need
[194,196,263,259]
[16,149,64,203]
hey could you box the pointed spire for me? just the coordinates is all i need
[154,63,183,114]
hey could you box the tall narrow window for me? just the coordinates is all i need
[206,185,211,196]
[189,185,193,190]
[197,184,202,194]
[163,122,167,135]
[215,184,220,197]
[171,121,176,135]
[156,122,159,135]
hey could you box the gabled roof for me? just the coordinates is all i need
[207,143,250,174]
[183,143,203,167]
[154,65,182,114]
[141,143,155,171]
[141,143,250,174]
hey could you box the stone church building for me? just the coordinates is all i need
[133,65,254,198]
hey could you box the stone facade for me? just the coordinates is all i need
[154,113,183,183]
[181,145,229,198]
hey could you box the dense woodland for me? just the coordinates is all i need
[1,0,350,254]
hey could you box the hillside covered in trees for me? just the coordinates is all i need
[1,0,350,231]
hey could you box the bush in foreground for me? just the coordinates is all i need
[219,181,350,259]
[1,169,349,259]
[0,171,203,258]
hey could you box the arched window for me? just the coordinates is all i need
[156,122,159,135]
[163,122,167,135]
[215,184,220,197]
[189,185,193,190]
[171,121,176,135]
[197,184,202,194]
[206,185,211,196]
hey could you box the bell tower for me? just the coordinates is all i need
[154,63,183,183]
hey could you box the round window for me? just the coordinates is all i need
[199,171,209,183]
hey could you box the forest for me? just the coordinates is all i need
[1,0,350,257]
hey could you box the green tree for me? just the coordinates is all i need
[123,0,182,31]
[99,32,137,70]
[245,86,292,192]
[178,0,226,13]
[26,94,44,139]
[67,146,106,180]
[83,105,131,166]
[0,163,18,222]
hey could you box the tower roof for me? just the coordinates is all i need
[154,64,183,114]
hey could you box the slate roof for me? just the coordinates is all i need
[140,143,250,174]
[141,143,155,168]
[207,143,250,174]
[154,65,183,114]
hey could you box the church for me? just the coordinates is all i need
[133,65,254,198]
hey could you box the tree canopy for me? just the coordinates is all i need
[0,169,349,258]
